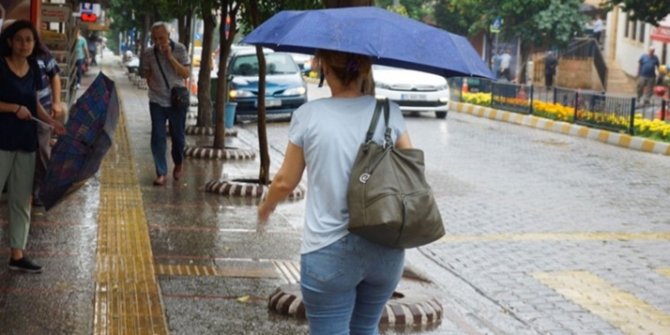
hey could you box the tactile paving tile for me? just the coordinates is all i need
[94,109,169,335]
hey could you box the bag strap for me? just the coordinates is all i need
[364,98,393,147]
[154,47,171,90]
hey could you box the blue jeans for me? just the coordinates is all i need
[300,234,405,335]
[149,102,187,176]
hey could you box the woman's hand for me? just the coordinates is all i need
[257,200,275,224]
[50,120,66,136]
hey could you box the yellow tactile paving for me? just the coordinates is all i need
[94,105,169,334]
[439,232,670,243]
[657,268,670,279]
[534,271,670,334]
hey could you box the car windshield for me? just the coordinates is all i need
[231,53,299,76]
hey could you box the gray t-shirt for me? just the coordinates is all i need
[289,95,407,254]
[140,42,190,107]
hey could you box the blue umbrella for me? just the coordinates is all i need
[241,6,493,79]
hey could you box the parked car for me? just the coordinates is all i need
[288,52,313,75]
[227,50,307,120]
[373,65,450,119]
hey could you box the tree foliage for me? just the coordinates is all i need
[375,0,432,22]
[604,0,670,25]
[433,0,585,48]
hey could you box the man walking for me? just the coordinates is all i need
[139,22,190,186]
[636,46,660,105]
[499,49,512,81]
[544,51,558,88]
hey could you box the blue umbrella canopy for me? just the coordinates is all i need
[241,6,493,79]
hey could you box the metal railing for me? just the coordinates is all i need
[491,82,532,114]
[455,78,670,138]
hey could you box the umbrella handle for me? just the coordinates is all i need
[32,116,53,129]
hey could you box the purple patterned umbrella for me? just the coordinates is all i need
[39,73,119,210]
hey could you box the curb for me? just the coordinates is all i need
[451,102,670,156]
[185,126,238,137]
[204,179,305,199]
[184,146,256,160]
[268,284,442,328]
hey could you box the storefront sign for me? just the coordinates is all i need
[41,4,70,23]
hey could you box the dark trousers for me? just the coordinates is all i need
[149,102,187,177]
[545,73,555,87]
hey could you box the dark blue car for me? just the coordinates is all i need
[227,50,307,120]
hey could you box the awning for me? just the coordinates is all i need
[651,15,670,43]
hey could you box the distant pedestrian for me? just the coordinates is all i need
[592,15,604,44]
[0,20,65,273]
[544,51,558,88]
[657,64,670,100]
[636,46,660,105]
[32,43,64,206]
[492,49,501,80]
[499,48,512,81]
[87,33,98,66]
[74,29,89,88]
[139,22,190,186]
[258,49,409,334]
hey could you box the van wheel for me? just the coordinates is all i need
[435,111,447,119]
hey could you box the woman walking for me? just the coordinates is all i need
[258,50,411,334]
[0,20,65,273]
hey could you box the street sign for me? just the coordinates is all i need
[490,17,502,33]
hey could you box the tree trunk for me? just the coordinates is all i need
[213,1,240,149]
[177,4,193,47]
[247,0,270,185]
[196,1,215,127]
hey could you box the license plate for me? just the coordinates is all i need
[401,93,427,101]
[257,99,282,107]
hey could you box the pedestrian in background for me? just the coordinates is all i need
[258,49,409,334]
[139,22,190,186]
[492,49,501,80]
[74,29,89,89]
[0,20,65,273]
[544,50,558,88]
[87,33,98,66]
[499,48,512,81]
[32,42,64,207]
[636,46,660,105]
[592,15,604,44]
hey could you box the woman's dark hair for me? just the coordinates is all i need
[0,20,42,58]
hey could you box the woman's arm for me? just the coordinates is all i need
[50,73,63,117]
[0,101,22,114]
[258,142,306,223]
[395,131,413,149]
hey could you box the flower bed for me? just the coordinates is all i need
[458,94,670,142]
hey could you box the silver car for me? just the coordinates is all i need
[373,65,450,119]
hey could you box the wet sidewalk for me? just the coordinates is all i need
[0,53,311,334]
[1,50,470,334]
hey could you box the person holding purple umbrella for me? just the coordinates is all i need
[258,49,411,334]
[0,20,65,273]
